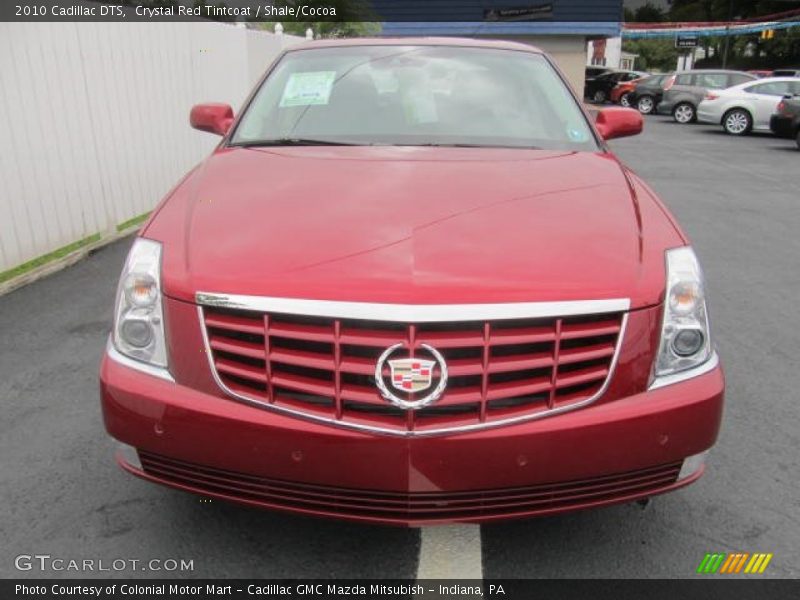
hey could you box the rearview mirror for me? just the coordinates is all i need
[190,103,234,136]
[595,107,643,140]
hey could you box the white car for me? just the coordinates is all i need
[697,77,800,135]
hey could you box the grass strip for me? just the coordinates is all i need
[0,233,103,285]
[116,211,151,233]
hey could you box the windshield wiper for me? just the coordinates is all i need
[404,143,541,149]
[231,138,360,147]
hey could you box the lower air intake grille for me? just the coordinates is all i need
[139,451,680,523]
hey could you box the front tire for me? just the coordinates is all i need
[637,95,655,114]
[673,103,696,124]
[723,109,752,135]
[592,90,607,104]
[620,93,632,108]
[795,128,800,150]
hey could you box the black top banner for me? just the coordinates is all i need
[1,1,624,23]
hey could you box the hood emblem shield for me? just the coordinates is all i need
[375,343,448,410]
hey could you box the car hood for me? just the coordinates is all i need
[146,146,682,308]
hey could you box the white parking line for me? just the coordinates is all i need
[415,525,483,580]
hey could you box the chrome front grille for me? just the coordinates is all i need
[198,297,627,436]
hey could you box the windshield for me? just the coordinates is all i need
[231,45,598,151]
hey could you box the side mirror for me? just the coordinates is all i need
[190,103,234,136]
[595,107,643,140]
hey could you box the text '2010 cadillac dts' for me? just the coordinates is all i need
[100,38,724,525]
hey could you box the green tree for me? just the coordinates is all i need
[665,1,800,68]
[622,38,679,71]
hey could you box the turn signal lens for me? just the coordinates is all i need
[668,281,700,315]
[123,273,158,307]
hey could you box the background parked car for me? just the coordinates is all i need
[585,70,648,104]
[747,69,773,78]
[772,68,800,77]
[658,70,757,123]
[770,93,800,149]
[586,65,613,79]
[610,76,647,107]
[628,73,670,114]
[698,77,800,135]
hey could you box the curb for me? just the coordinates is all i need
[0,227,139,298]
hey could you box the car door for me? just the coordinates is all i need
[693,72,729,103]
[603,72,625,92]
[743,81,794,128]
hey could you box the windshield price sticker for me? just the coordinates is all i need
[280,71,337,107]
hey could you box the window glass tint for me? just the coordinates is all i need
[729,73,755,86]
[695,73,728,89]
[789,81,800,94]
[749,81,792,96]
[233,46,598,151]
[675,74,694,85]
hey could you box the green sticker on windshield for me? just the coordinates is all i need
[280,71,336,107]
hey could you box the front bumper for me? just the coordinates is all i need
[100,342,724,525]
[697,106,722,125]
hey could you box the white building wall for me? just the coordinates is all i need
[0,21,302,273]
[586,37,623,69]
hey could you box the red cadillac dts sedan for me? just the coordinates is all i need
[99,38,724,525]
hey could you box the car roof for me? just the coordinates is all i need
[747,76,800,81]
[723,76,800,91]
[285,37,544,54]
[675,69,754,75]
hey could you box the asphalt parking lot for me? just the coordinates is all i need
[1,115,798,580]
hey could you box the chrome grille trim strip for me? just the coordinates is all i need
[198,303,629,437]
[196,292,630,322]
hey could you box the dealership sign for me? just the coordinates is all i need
[675,35,700,49]
[484,3,553,21]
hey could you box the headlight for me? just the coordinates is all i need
[112,238,168,368]
[654,246,713,377]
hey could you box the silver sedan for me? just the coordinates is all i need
[697,77,800,135]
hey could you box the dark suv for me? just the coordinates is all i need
[658,70,757,123]
[772,68,800,78]
[770,94,800,149]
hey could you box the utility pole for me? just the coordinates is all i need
[721,0,734,68]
